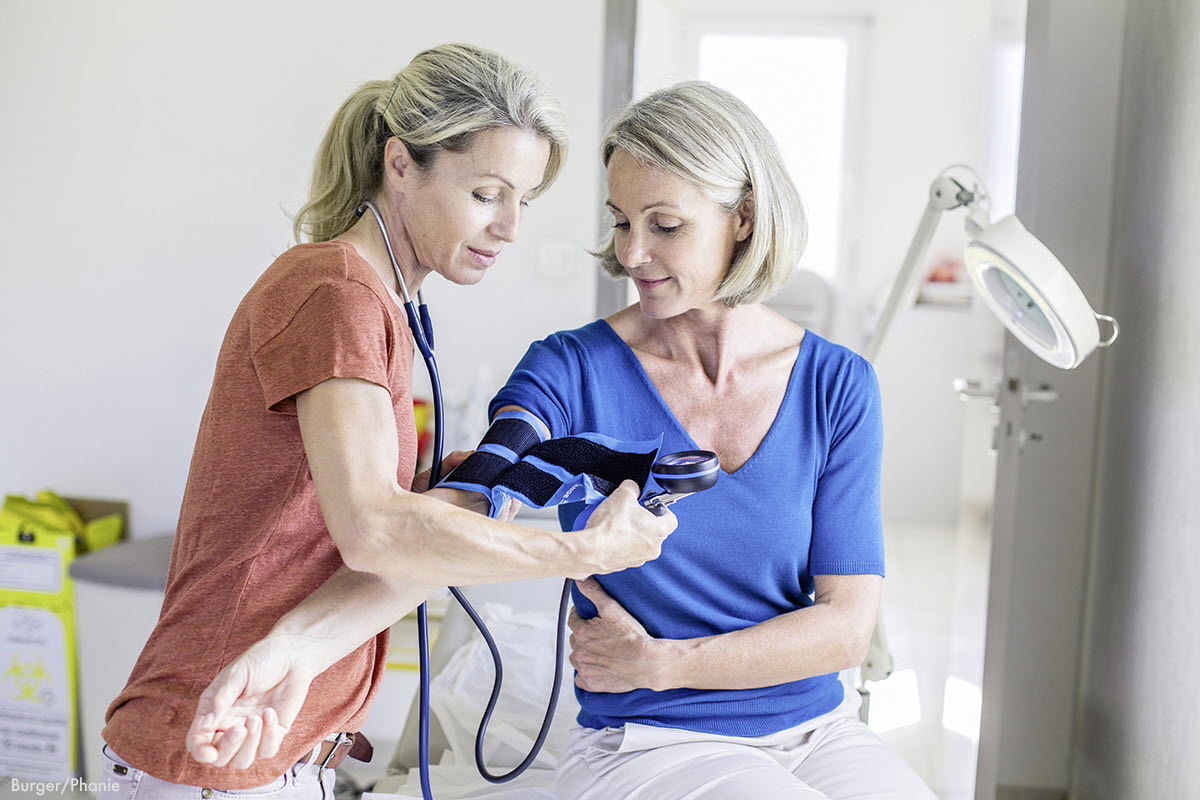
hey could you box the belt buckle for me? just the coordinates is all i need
[319,732,354,770]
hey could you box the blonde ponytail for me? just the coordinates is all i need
[293,44,568,243]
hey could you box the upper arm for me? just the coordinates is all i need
[809,357,885,576]
[488,335,583,437]
[297,377,409,566]
[250,280,393,415]
[491,404,551,438]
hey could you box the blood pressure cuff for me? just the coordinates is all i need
[439,409,662,520]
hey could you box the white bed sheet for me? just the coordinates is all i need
[368,603,580,799]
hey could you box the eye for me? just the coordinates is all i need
[611,221,630,230]
[655,224,682,234]
[472,192,498,204]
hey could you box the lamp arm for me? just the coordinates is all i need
[865,175,974,362]
[865,200,944,361]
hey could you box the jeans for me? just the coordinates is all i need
[94,743,334,800]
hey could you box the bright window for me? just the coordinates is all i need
[698,35,850,280]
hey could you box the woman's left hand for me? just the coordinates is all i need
[414,450,521,520]
[569,578,666,693]
[411,450,473,493]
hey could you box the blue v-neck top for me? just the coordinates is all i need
[490,319,884,736]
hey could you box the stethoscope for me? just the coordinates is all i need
[358,199,560,800]
[355,200,720,799]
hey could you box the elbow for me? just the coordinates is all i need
[843,632,872,672]
[336,526,424,580]
[329,520,383,574]
[328,490,421,578]
[833,612,877,672]
[337,537,381,575]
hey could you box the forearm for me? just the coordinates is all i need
[249,490,500,680]
[266,566,436,675]
[652,605,872,691]
[342,487,592,583]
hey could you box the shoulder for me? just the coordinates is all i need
[805,332,874,377]
[526,319,619,361]
[251,241,384,304]
[801,333,880,407]
[242,242,392,348]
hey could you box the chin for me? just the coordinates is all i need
[636,298,677,320]
[451,268,489,286]
[439,260,490,286]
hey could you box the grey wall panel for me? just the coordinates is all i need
[1075,1,1200,797]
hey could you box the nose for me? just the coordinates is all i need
[489,202,521,244]
[617,227,651,270]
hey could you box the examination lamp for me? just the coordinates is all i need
[866,165,1120,368]
[855,167,1120,688]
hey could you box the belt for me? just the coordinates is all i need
[301,732,374,771]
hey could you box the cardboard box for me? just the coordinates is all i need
[0,497,126,781]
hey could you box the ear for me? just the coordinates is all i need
[383,136,417,189]
[735,191,755,242]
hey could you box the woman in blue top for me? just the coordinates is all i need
[490,82,934,799]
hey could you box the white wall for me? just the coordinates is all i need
[0,0,605,539]
[635,0,1022,525]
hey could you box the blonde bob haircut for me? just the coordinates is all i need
[596,81,807,306]
[294,43,568,243]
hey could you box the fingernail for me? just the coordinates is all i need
[201,714,215,728]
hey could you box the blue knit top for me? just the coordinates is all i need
[490,320,884,736]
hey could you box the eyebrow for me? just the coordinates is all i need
[475,171,516,190]
[605,199,679,214]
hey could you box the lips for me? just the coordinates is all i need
[468,247,499,267]
[634,276,670,289]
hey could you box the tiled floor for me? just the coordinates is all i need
[7,520,991,800]
[869,518,992,800]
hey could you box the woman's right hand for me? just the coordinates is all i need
[579,480,677,576]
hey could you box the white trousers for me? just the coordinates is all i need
[556,688,937,799]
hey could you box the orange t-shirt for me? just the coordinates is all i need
[103,241,418,789]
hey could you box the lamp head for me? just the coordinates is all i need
[964,215,1118,370]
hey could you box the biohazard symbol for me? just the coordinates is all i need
[3,653,51,702]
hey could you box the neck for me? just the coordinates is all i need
[636,303,762,386]
[338,198,429,300]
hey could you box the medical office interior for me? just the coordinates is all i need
[1,0,1196,798]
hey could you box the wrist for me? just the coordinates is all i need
[562,531,604,580]
[425,487,491,515]
[267,614,362,673]
[649,637,688,691]
[256,630,329,676]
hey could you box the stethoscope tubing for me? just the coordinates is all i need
[356,201,568,800]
